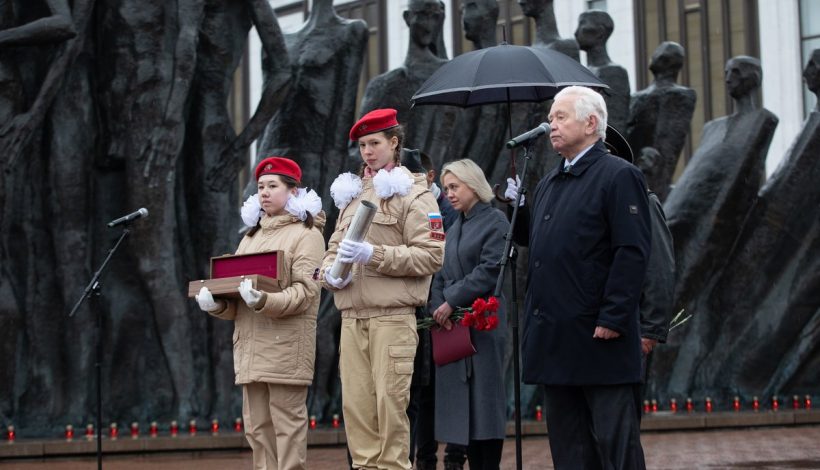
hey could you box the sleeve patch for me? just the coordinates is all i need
[428,212,443,231]
[430,231,445,241]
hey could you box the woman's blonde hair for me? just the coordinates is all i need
[440,159,494,203]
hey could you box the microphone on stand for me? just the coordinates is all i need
[506,123,549,148]
[107,208,149,228]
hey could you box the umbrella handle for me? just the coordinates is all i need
[493,183,514,204]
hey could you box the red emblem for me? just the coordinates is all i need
[430,231,445,241]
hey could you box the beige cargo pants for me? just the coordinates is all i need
[340,314,418,470]
[242,382,309,470]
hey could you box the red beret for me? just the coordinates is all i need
[349,108,399,141]
[254,156,302,183]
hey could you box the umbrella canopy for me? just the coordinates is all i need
[411,43,607,108]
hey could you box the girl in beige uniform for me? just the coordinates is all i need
[195,157,325,470]
[323,108,445,470]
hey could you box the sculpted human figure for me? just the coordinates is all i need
[509,0,577,187]
[518,0,579,60]
[626,42,696,201]
[664,55,777,306]
[690,49,820,394]
[445,0,508,177]
[656,56,778,395]
[0,0,76,164]
[256,0,367,201]
[462,0,498,49]
[356,0,454,167]
[0,0,91,426]
[575,10,630,134]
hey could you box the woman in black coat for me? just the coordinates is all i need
[429,159,509,470]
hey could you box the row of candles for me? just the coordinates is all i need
[5,414,343,443]
[6,395,814,441]
[530,395,812,420]
[643,394,813,414]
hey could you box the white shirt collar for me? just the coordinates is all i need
[563,143,596,170]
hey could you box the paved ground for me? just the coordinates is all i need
[1,425,819,469]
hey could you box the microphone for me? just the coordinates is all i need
[107,208,149,228]
[506,123,549,148]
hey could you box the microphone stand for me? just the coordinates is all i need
[68,226,132,470]
[493,140,533,470]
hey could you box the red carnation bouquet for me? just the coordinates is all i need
[417,296,501,331]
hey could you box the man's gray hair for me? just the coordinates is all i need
[554,86,608,139]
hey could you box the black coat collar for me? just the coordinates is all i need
[550,139,608,180]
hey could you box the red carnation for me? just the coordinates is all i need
[486,296,500,313]
[471,298,487,315]
[461,312,473,327]
[485,315,499,331]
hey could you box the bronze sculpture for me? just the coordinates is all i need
[518,0,580,60]
[444,0,509,178]
[575,10,630,134]
[356,0,455,168]
[691,49,820,396]
[256,0,367,199]
[653,56,778,396]
[626,42,696,201]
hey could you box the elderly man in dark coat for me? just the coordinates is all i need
[429,159,510,470]
[511,86,651,470]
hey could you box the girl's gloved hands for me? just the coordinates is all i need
[195,286,219,312]
[238,278,263,307]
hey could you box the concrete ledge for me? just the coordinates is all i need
[2,411,818,460]
[0,441,44,458]
[795,409,820,424]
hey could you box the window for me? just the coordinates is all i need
[800,0,820,116]
[587,0,607,10]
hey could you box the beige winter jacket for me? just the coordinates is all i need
[209,212,326,386]
[322,168,445,318]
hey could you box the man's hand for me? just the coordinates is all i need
[641,337,658,355]
[432,302,454,330]
[504,176,526,206]
[593,326,621,340]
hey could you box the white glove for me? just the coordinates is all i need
[325,271,353,290]
[195,286,219,312]
[238,278,263,308]
[505,176,525,206]
[338,239,374,265]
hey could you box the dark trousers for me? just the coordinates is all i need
[412,366,467,467]
[544,384,646,470]
[466,438,503,470]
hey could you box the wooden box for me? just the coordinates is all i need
[187,251,284,298]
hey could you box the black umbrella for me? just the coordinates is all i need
[411,42,608,188]
[411,43,608,470]
[411,43,606,107]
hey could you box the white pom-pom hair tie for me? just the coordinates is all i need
[373,167,413,199]
[285,188,323,221]
[330,173,363,210]
[241,194,263,228]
